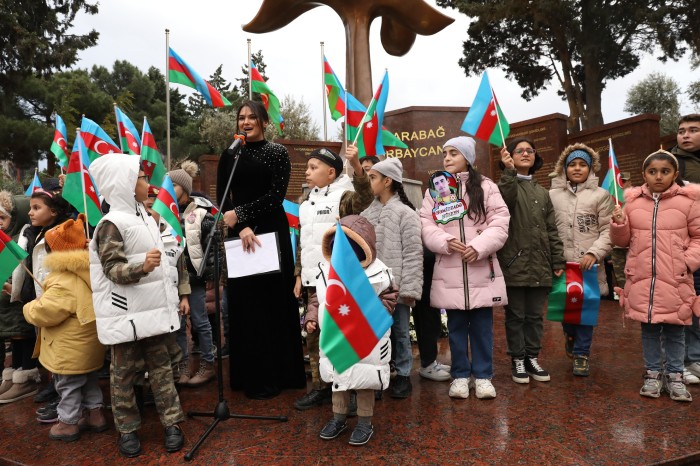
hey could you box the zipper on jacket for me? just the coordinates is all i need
[647,196,660,323]
[505,249,523,268]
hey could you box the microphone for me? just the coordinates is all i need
[226,133,246,155]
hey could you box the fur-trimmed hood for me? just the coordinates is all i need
[321,215,376,268]
[552,143,602,178]
[43,250,91,286]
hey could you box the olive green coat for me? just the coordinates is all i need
[497,168,565,287]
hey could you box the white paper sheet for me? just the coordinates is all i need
[225,232,281,278]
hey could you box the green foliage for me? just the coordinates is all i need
[277,95,320,141]
[435,0,700,131]
[624,72,681,135]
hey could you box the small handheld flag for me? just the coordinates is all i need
[50,114,70,167]
[152,175,184,247]
[601,138,624,206]
[114,106,142,155]
[0,229,29,287]
[283,199,300,259]
[345,91,407,158]
[24,170,43,196]
[80,117,120,162]
[319,222,393,374]
[140,118,166,187]
[461,72,510,147]
[547,262,601,326]
[63,135,103,227]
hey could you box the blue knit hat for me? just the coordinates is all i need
[565,149,592,168]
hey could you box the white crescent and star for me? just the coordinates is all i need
[326,279,347,296]
[94,140,108,154]
[56,137,66,148]
[169,202,178,214]
[567,282,583,294]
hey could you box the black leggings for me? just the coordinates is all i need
[11,337,37,370]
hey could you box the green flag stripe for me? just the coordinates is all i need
[319,307,361,374]
[546,271,567,321]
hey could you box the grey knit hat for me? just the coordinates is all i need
[443,136,476,166]
[168,169,193,195]
[371,157,403,183]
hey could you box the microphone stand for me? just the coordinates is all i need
[184,135,287,461]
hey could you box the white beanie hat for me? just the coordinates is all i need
[444,136,476,166]
[371,157,403,183]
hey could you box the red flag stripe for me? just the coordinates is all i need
[473,99,498,141]
[563,266,584,324]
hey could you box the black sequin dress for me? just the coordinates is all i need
[217,139,306,398]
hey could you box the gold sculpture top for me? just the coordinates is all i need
[244,0,453,105]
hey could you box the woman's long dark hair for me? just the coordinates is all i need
[464,163,486,224]
[391,180,415,209]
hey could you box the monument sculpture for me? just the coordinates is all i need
[244,0,454,105]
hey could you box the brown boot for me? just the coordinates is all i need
[0,368,14,396]
[49,421,80,442]
[176,361,191,386]
[0,368,39,404]
[78,407,109,432]
[185,360,215,387]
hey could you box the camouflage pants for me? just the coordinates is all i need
[306,330,323,390]
[110,333,185,433]
[611,248,628,290]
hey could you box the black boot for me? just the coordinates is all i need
[390,375,412,399]
[34,377,58,403]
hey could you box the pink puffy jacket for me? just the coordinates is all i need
[420,172,510,310]
[610,183,700,324]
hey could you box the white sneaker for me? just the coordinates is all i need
[448,378,469,399]
[683,367,700,385]
[470,377,496,399]
[419,361,452,382]
[687,362,700,379]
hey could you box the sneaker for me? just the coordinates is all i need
[511,358,529,384]
[36,404,58,423]
[525,357,551,382]
[390,375,412,399]
[683,367,700,385]
[49,421,80,442]
[448,378,469,399]
[348,423,374,446]
[686,362,700,379]
[419,361,452,382]
[640,371,662,398]
[34,378,58,403]
[36,398,60,415]
[664,373,692,402]
[564,332,574,358]
[185,360,215,387]
[573,356,590,377]
[294,388,330,410]
[319,418,347,440]
[470,377,496,399]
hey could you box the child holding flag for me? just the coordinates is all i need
[303,215,397,446]
[420,136,510,400]
[610,150,700,402]
[498,138,564,384]
[549,144,614,376]
[360,157,423,398]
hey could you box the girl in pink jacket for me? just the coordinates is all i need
[611,150,700,402]
[420,136,510,400]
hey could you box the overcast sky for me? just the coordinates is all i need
[71,1,697,139]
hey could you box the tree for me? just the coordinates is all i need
[624,73,681,135]
[199,110,237,153]
[275,95,320,141]
[435,0,700,132]
[688,56,700,111]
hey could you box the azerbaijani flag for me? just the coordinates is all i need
[115,106,141,155]
[283,199,300,259]
[140,117,166,187]
[346,90,408,158]
[0,229,28,286]
[168,47,232,108]
[601,138,624,206]
[63,136,103,227]
[323,55,346,121]
[152,175,184,247]
[24,171,43,196]
[80,117,120,162]
[461,72,510,147]
[547,262,601,326]
[250,61,284,136]
[319,222,393,374]
[50,114,70,168]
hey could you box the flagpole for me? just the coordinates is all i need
[165,28,171,171]
[113,103,124,153]
[321,42,327,141]
[609,138,620,207]
[486,71,507,148]
[141,116,147,154]
[247,39,253,101]
[76,129,91,238]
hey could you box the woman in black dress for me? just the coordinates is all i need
[217,100,306,399]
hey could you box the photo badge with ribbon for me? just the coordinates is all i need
[429,171,468,224]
